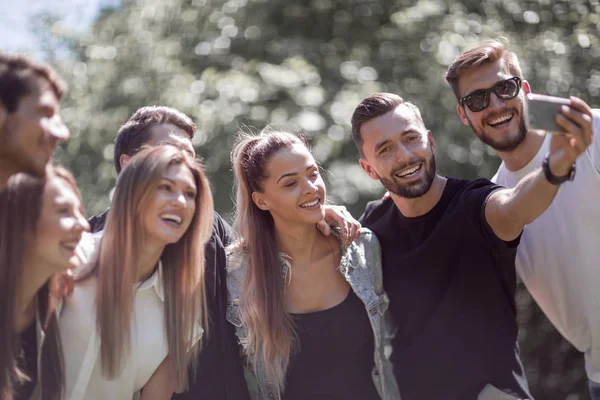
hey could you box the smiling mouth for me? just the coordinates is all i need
[160,213,183,227]
[300,198,320,208]
[487,113,513,127]
[395,164,422,178]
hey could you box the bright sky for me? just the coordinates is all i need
[0,0,121,55]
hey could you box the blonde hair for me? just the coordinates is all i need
[89,145,213,391]
[230,129,310,391]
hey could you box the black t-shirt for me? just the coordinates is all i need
[360,177,531,400]
[283,290,379,400]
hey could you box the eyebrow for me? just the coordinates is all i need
[276,164,317,184]
[373,130,419,152]
[161,177,196,190]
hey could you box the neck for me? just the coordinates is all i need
[390,174,447,218]
[273,219,325,263]
[16,259,54,332]
[137,239,165,282]
[496,131,545,171]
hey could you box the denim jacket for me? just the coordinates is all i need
[225,228,401,400]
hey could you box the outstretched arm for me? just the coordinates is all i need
[485,96,593,241]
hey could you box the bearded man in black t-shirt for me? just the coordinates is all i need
[350,93,591,400]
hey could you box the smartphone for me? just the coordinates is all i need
[526,93,571,134]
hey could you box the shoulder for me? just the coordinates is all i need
[361,198,394,227]
[73,231,103,279]
[225,243,246,271]
[343,228,382,268]
[213,212,235,246]
[452,177,503,200]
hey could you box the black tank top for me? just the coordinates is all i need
[283,290,380,400]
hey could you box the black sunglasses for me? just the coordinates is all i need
[459,76,522,112]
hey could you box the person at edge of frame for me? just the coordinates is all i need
[350,91,591,400]
[447,40,599,399]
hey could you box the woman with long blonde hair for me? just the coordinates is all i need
[227,129,400,400]
[0,166,89,400]
[59,145,214,400]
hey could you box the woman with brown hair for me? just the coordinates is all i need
[0,166,90,400]
[60,145,214,400]
[227,129,400,400]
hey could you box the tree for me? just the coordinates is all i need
[37,0,600,397]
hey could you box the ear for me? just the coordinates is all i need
[119,154,132,171]
[251,191,269,211]
[359,158,380,181]
[522,80,531,95]
[428,130,436,153]
[456,104,470,126]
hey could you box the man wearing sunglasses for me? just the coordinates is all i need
[447,41,600,399]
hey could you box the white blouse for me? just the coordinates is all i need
[60,232,202,400]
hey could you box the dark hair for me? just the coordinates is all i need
[0,53,65,113]
[446,40,524,99]
[113,106,196,173]
[351,93,423,156]
[0,166,81,400]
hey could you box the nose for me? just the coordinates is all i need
[46,114,70,141]
[302,179,319,195]
[171,191,188,207]
[394,143,412,164]
[74,212,90,233]
[488,91,506,111]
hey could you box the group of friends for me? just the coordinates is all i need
[0,40,598,400]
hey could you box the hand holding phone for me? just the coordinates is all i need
[526,93,571,134]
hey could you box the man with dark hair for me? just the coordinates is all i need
[0,53,69,190]
[86,105,251,400]
[88,105,196,232]
[447,41,600,399]
[351,92,591,399]
[89,105,359,399]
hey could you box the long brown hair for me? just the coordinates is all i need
[0,166,82,400]
[230,129,309,391]
[89,145,213,391]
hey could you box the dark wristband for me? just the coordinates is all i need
[542,153,576,185]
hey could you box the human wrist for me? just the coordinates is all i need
[543,153,576,185]
[547,153,572,177]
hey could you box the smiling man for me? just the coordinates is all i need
[351,92,591,400]
[447,41,600,399]
[0,53,69,190]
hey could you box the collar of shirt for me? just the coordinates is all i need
[136,260,165,301]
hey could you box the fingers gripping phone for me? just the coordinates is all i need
[526,93,571,134]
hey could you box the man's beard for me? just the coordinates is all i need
[469,111,527,152]
[378,153,437,199]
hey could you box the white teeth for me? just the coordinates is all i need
[488,114,512,125]
[397,164,421,177]
[161,213,182,224]
[300,199,319,208]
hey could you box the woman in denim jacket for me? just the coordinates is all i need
[226,129,401,400]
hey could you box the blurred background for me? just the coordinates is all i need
[3,0,599,398]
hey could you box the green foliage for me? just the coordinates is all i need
[36,0,599,397]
